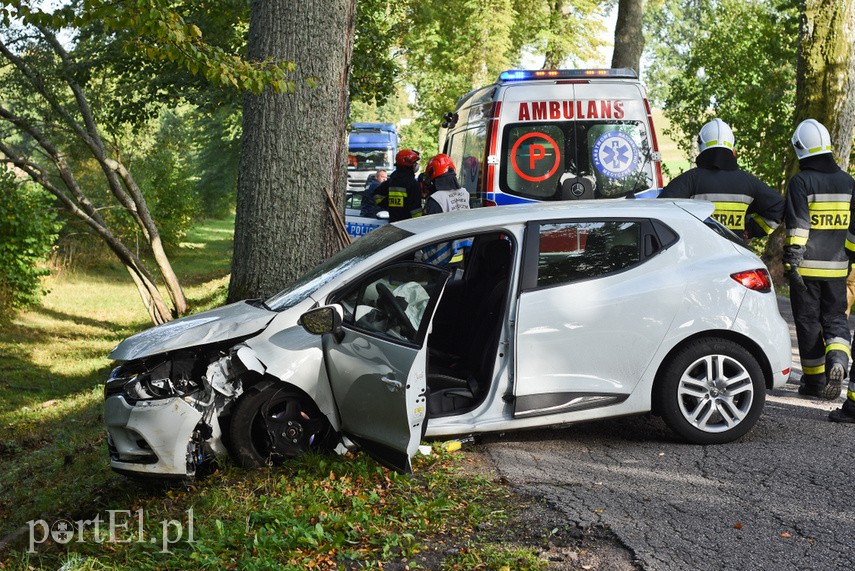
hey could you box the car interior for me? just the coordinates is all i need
[424,231,515,417]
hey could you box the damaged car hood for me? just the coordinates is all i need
[110,301,277,361]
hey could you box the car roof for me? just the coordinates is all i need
[395,199,714,236]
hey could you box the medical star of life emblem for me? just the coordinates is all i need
[592,131,639,179]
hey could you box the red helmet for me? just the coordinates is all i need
[395,149,420,168]
[425,154,456,181]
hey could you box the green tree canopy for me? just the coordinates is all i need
[646,0,799,189]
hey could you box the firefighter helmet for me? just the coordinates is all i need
[791,119,833,160]
[697,118,735,153]
[425,154,456,181]
[395,149,420,168]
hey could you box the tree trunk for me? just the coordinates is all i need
[768,0,855,284]
[794,0,855,170]
[611,0,645,74]
[229,0,355,302]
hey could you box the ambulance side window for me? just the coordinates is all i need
[446,127,487,197]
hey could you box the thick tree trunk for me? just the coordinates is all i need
[794,0,855,170]
[611,0,645,74]
[229,1,355,302]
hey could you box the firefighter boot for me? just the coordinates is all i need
[828,385,855,423]
[824,362,846,400]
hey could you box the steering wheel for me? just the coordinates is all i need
[376,283,417,338]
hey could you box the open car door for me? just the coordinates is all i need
[322,262,451,472]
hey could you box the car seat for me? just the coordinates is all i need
[427,239,512,414]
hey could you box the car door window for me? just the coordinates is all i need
[536,220,641,287]
[337,264,450,345]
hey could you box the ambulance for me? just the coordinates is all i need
[438,68,663,206]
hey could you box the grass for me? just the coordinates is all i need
[0,215,550,571]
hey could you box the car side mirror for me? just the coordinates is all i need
[299,305,344,342]
[376,210,390,220]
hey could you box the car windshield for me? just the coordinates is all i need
[266,225,413,311]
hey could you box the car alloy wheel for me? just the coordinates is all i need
[656,338,765,445]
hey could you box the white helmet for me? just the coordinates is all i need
[697,118,735,153]
[791,119,833,160]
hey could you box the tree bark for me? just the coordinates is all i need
[229,0,355,302]
[794,0,855,170]
[611,0,645,74]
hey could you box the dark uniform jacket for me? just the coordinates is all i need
[372,167,422,222]
[785,155,855,279]
[659,148,784,238]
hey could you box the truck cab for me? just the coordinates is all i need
[347,122,398,193]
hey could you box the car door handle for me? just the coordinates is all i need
[380,375,402,391]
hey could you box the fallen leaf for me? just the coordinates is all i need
[780,532,792,539]
[734,523,743,529]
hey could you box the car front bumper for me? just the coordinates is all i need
[105,395,202,477]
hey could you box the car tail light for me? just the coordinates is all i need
[731,269,772,293]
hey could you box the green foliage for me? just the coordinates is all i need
[0,171,59,311]
[646,0,799,189]
[401,1,517,148]
[509,0,608,68]
[132,111,203,249]
[194,106,241,218]
[1,0,294,95]
[351,0,405,107]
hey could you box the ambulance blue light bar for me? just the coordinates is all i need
[498,68,638,82]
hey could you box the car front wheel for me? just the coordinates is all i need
[229,381,336,467]
[655,338,765,445]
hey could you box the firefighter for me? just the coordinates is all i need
[659,118,784,241]
[416,154,471,265]
[423,154,470,215]
[372,149,422,222]
[783,119,855,403]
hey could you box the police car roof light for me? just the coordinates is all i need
[498,68,638,82]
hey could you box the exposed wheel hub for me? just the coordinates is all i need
[282,420,304,443]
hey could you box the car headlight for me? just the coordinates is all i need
[105,359,203,402]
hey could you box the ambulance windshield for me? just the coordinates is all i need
[499,120,655,201]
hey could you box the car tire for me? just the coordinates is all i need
[229,381,335,467]
[655,338,765,445]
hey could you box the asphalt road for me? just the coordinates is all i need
[481,296,855,570]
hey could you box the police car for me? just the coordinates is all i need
[439,68,664,206]
[345,190,388,239]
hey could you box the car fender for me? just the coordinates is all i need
[242,324,342,432]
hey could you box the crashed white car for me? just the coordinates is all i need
[104,200,791,478]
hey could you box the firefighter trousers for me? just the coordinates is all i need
[790,277,851,388]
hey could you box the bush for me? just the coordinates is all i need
[0,170,60,312]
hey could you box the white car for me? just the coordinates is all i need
[104,200,791,478]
